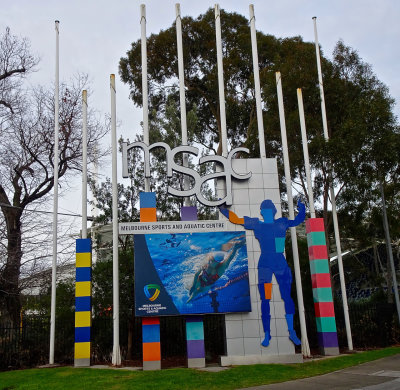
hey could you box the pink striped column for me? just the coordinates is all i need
[306,218,339,355]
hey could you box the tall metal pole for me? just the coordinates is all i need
[215,4,228,157]
[313,16,353,350]
[380,183,400,324]
[176,3,190,206]
[110,74,121,365]
[90,143,99,265]
[82,90,88,239]
[141,4,150,191]
[297,89,316,218]
[249,4,266,159]
[49,20,60,365]
[276,72,310,357]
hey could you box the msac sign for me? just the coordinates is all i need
[122,141,252,207]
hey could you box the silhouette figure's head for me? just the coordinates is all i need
[260,200,276,223]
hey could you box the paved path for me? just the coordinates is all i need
[243,354,400,390]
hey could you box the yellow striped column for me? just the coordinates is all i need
[74,238,92,367]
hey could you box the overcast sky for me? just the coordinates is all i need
[2,0,399,220]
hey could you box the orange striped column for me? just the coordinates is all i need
[140,192,161,370]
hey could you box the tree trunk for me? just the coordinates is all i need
[1,209,23,325]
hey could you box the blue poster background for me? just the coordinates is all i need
[134,231,251,316]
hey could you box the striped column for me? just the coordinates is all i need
[306,218,339,355]
[140,192,161,370]
[142,317,161,370]
[181,206,206,368]
[74,238,92,367]
[140,192,157,223]
[180,206,198,223]
[186,316,205,368]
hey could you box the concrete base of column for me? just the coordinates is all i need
[143,360,161,370]
[220,353,303,366]
[322,346,340,356]
[74,358,90,367]
[188,357,206,368]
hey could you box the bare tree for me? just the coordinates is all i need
[0,28,107,324]
[0,27,38,118]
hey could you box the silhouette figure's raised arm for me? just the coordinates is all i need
[219,205,244,225]
[286,200,306,227]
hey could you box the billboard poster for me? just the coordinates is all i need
[134,231,251,316]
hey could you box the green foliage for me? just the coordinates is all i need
[119,7,400,253]
[22,280,75,323]
[92,249,134,320]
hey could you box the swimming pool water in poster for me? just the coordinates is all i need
[134,231,251,316]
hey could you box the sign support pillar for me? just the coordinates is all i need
[181,206,206,368]
[140,192,161,370]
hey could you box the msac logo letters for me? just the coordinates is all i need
[144,284,161,302]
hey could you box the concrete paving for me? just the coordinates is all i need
[90,365,141,371]
[242,354,400,390]
[197,365,230,372]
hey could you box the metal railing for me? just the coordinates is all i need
[1,302,398,370]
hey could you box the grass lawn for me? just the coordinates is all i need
[1,346,399,390]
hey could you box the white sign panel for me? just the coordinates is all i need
[119,220,239,235]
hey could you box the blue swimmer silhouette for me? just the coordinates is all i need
[220,199,305,347]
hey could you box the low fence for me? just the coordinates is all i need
[1,302,399,370]
[0,315,74,370]
[295,301,400,354]
[0,314,226,370]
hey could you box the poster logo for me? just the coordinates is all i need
[144,284,161,302]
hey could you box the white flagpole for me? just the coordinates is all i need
[141,4,150,192]
[297,88,315,218]
[176,3,190,206]
[49,19,60,366]
[313,16,353,351]
[82,90,88,239]
[380,183,400,324]
[110,74,121,365]
[215,4,228,157]
[90,143,99,265]
[276,72,310,357]
[249,4,266,158]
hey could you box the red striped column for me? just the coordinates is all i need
[140,192,161,370]
[306,218,339,355]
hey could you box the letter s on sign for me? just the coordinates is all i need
[167,145,201,198]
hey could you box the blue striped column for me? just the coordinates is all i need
[74,238,92,367]
[181,206,206,368]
